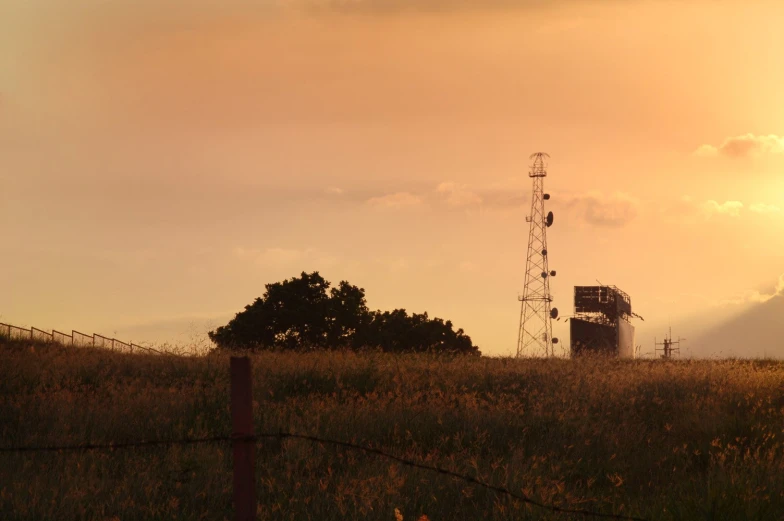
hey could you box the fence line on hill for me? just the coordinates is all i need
[0,322,164,355]
[0,356,647,521]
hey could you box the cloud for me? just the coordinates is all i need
[325,187,345,195]
[717,274,784,306]
[564,191,639,227]
[701,200,743,218]
[436,182,483,207]
[367,192,422,208]
[693,145,719,157]
[749,202,781,215]
[694,134,784,158]
[666,196,746,221]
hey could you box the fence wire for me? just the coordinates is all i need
[72,330,94,347]
[0,432,647,521]
[8,325,31,341]
[52,330,72,345]
[31,327,53,343]
[94,333,113,349]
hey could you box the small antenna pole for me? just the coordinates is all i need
[655,327,683,359]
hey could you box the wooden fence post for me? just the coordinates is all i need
[231,356,256,521]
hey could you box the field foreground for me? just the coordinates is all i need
[1,341,783,521]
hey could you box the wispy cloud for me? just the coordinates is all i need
[667,196,744,221]
[665,197,783,221]
[694,133,784,158]
[718,274,784,306]
[701,199,743,218]
[436,182,482,207]
[749,202,781,215]
[563,191,639,227]
[364,185,641,227]
[367,192,423,209]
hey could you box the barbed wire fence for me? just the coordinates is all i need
[0,356,649,521]
[0,432,647,521]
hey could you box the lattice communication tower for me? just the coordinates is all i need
[516,153,559,357]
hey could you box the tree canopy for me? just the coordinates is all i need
[209,272,480,355]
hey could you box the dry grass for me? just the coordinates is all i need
[1,338,783,520]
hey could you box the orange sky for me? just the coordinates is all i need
[2,0,784,356]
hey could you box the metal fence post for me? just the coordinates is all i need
[231,356,256,521]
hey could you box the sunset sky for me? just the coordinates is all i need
[2,0,783,356]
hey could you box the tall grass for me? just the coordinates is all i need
[1,338,782,520]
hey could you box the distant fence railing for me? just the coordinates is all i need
[0,322,163,354]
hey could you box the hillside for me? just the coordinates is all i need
[1,338,783,520]
[691,295,784,358]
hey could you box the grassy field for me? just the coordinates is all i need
[1,339,782,521]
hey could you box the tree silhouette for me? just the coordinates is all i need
[209,272,480,355]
